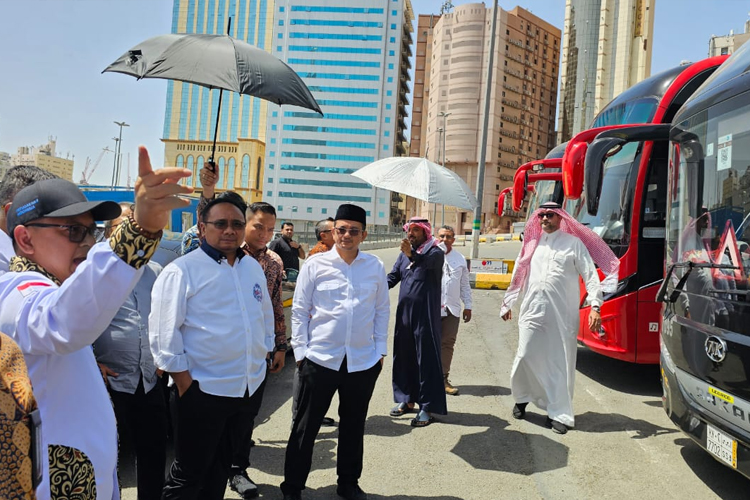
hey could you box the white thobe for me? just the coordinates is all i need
[509,230,602,427]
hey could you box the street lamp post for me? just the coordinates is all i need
[470,0,498,259]
[439,111,451,226]
[110,137,120,187]
[113,121,129,187]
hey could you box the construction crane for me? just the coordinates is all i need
[79,148,110,185]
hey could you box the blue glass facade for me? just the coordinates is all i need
[266,0,408,224]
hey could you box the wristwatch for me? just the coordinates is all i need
[591,305,601,313]
[275,342,288,352]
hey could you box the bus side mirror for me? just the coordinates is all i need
[585,136,626,215]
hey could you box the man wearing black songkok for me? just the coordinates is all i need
[281,204,390,500]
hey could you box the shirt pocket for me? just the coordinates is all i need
[315,281,347,308]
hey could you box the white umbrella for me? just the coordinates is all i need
[352,157,478,210]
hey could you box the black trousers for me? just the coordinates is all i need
[281,357,381,494]
[162,380,266,500]
[110,379,168,500]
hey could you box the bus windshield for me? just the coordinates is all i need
[528,178,560,212]
[592,97,659,128]
[668,90,750,333]
[571,142,640,257]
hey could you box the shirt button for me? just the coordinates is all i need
[136,249,145,257]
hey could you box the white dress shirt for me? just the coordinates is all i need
[149,245,275,398]
[292,248,390,372]
[0,230,14,276]
[0,242,143,500]
[441,249,473,317]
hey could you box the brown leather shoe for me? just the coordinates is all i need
[444,377,459,396]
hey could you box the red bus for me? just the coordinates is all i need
[559,56,728,364]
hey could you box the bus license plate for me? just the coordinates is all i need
[706,424,737,468]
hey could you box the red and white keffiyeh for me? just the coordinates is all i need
[404,218,439,254]
[500,206,620,316]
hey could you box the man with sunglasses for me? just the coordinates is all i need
[308,217,335,257]
[500,201,619,435]
[150,193,275,499]
[0,147,191,499]
[281,204,389,500]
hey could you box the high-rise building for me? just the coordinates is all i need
[557,0,654,143]
[264,0,414,227]
[161,0,273,202]
[11,138,74,181]
[421,3,560,231]
[709,20,750,57]
[410,14,440,159]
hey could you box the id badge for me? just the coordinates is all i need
[28,409,43,488]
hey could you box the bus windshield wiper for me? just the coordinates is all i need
[656,261,739,304]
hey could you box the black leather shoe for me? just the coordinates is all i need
[512,403,527,420]
[337,483,368,500]
[546,416,568,434]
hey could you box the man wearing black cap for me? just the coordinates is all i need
[0,147,190,499]
[281,204,390,500]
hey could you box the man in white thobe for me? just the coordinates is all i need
[501,201,611,434]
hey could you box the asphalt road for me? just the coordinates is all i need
[121,241,750,500]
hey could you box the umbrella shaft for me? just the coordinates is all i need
[210,88,224,167]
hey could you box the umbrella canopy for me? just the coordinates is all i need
[352,157,478,210]
[103,33,321,114]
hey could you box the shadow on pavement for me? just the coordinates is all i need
[575,346,662,397]
[445,411,569,475]
[575,411,678,438]
[456,384,511,397]
[253,484,464,500]
[674,437,750,499]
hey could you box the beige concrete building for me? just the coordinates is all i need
[709,21,750,57]
[558,0,654,143]
[419,3,560,232]
[11,139,74,181]
[163,138,265,203]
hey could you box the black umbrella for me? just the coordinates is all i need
[103,18,321,164]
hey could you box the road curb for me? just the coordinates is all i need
[471,273,512,290]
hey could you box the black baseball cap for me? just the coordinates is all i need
[8,178,122,238]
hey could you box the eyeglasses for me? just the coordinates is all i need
[319,229,332,234]
[335,226,362,236]
[25,223,98,243]
[204,219,246,230]
[538,212,557,219]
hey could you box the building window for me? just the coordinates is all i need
[217,157,226,188]
[322,208,327,214]
[227,158,236,189]
[307,207,313,213]
[256,158,262,189]
[391,23,396,29]
[241,155,250,188]
[278,205,283,211]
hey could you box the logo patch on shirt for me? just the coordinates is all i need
[253,283,263,302]
[16,281,51,297]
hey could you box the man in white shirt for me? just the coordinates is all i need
[436,226,473,396]
[281,204,390,500]
[0,165,58,275]
[150,194,275,500]
[0,147,191,500]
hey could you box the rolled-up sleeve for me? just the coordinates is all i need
[291,260,314,362]
[149,265,189,372]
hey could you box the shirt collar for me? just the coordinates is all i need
[241,242,268,259]
[200,240,245,264]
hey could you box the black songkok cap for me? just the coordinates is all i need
[335,203,366,228]
[539,201,562,210]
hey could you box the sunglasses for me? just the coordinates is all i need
[204,219,246,230]
[538,212,557,219]
[335,226,362,236]
[25,223,98,243]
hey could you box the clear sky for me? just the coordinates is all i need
[1,0,748,186]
